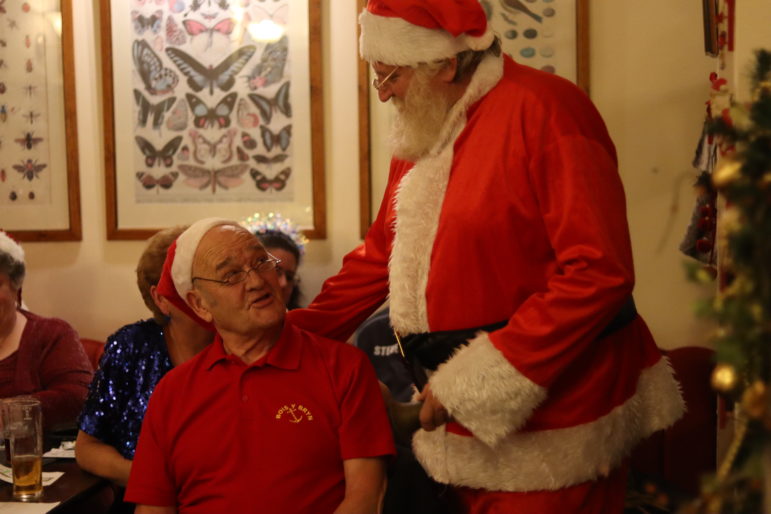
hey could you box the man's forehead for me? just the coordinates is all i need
[195,226,263,267]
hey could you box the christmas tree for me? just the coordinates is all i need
[686,49,771,514]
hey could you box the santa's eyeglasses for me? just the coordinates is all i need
[372,66,401,90]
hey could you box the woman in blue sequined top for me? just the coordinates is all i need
[75,227,213,493]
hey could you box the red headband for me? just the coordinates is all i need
[156,240,215,332]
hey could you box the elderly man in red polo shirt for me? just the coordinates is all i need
[124,218,395,514]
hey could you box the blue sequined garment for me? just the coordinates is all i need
[78,320,172,460]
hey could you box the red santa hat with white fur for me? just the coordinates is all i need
[154,218,235,331]
[359,0,495,66]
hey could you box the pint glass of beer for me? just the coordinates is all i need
[4,397,43,501]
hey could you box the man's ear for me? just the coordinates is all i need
[186,289,214,323]
[437,57,458,83]
[149,285,170,316]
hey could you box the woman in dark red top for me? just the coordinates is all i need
[0,231,93,433]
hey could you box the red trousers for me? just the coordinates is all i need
[453,463,628,514]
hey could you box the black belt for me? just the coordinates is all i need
[394,296,638,391]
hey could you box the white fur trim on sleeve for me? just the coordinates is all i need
[429,332,547,447]
[172,217,234,299]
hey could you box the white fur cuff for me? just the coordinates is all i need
[429,332,547,447]
[414,357,685,491]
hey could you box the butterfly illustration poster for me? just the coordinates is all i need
[0,0,82,241]
[481,0,587,89]
[103,0,325,239]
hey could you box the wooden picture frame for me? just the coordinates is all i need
[358,0,589,237]
[101,0,325,240]
[0,0,82,242]
[702,0,720,57]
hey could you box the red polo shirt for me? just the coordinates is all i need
[125,321,395,513]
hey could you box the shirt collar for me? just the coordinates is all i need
[203,321,302,371]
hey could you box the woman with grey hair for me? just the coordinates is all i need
[0,231,93,432]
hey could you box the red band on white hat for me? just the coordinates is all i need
[157,240,215,331]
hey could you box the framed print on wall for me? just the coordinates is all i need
[0,0,82,241]
[357,0,589,237]
[702,0,719,57]
[101,0,325,240]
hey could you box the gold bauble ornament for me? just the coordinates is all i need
[695,266,717,283]
[755,80,771,98]
[712,159,742,189]
[711,363,739,393]
[729,104,751,130]
[705,493,723,514]
[741,380,767,419]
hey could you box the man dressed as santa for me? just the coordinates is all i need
[289,0,684,511]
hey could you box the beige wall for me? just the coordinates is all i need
[591,2,717,349]
[19,1,740,348]
[732,0,771,102]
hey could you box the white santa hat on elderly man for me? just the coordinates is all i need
[359,0,494,66]
[170,217,236,299]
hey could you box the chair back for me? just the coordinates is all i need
[79,338,106,371]
[630,346,717,495]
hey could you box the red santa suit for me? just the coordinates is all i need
[289,50,683,497]
[289,1,684,508]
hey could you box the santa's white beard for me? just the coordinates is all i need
[389,71,454,162]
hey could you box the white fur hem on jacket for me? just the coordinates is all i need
[430,332,547,447]
[389,54,504,335]
[413,357,685,492]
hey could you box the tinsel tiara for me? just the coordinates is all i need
[240,212,309,255]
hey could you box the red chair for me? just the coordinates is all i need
[630,346,717,496]
[80,338,106,371]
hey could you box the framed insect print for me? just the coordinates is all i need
[101,0,325,239]
[702,0,719,57]
[0,0,82,241]
[357,0,588,237]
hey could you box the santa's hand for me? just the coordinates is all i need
[418,384,449,431]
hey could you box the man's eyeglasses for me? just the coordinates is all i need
[372,66,400,90]
[192,255,282,286]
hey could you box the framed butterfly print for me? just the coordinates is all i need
[0,0,82,241]
[356,0,589,238]
[101,0,326,239]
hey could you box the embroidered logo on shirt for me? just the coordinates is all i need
[276,403,314,423]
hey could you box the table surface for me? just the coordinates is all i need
[0,459,110,512]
